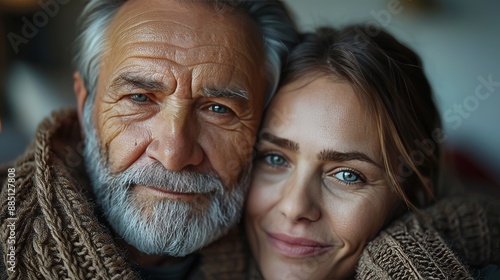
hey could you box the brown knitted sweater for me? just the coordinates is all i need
[1,109,499,279]
[356,196,500,279]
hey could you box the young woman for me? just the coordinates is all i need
[245,26,500,279]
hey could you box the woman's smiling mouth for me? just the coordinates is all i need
[266,232,333,258]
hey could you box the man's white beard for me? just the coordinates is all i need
[81,104,251,256]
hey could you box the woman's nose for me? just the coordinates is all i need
[278,173,321,223]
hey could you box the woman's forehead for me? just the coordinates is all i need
[264,75,381,160]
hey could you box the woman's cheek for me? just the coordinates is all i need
[247,171,280,217]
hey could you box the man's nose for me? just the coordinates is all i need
[146,108,204,172]
[278,173,321,223]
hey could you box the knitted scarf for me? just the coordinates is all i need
[0,109,139,279]
[356,196,500,279]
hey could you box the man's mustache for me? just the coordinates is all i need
[117,162,224,194]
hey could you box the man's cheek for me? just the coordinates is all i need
[106,124,151,173]
[100,122,124,148]
[237,133,257,162]
[212,134,253,188]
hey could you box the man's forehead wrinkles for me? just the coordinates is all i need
[118,58,250,90]
[113,23,196,50]
[123,9,186,20]
[110,55,248,81]
[114,25,247,54]
[116,42,251,68]
[119,19,199,42]
[113,58,253,91]
[114,9,189,31]
[112,10,252,49]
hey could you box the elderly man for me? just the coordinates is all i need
[0,0,298,278]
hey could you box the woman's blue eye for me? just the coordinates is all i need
[209,104,229,114]
[264,154,287,167]
[130,94,148,102]
[334,170,361,183]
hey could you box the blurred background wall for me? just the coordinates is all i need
[1,0,499,186]
[0,0,83,161]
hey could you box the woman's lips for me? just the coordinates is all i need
[267,232,333,258]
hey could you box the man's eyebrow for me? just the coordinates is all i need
[260,132,299,152]
[110,73,167,92]
[202,88,249,100]
[318,149,381,168]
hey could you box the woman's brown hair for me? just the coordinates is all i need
[281,25,442,209]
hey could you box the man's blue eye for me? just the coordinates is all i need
[264,154,287,167]
[130,94,148,102]
[334,171,361,183]
[209,104,229,114]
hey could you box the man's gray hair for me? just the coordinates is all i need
[73,0,299,109]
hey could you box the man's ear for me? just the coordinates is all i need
[74,71,88,125]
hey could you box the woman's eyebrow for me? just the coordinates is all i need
[317,149,382,168]
[260,132,299,152]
